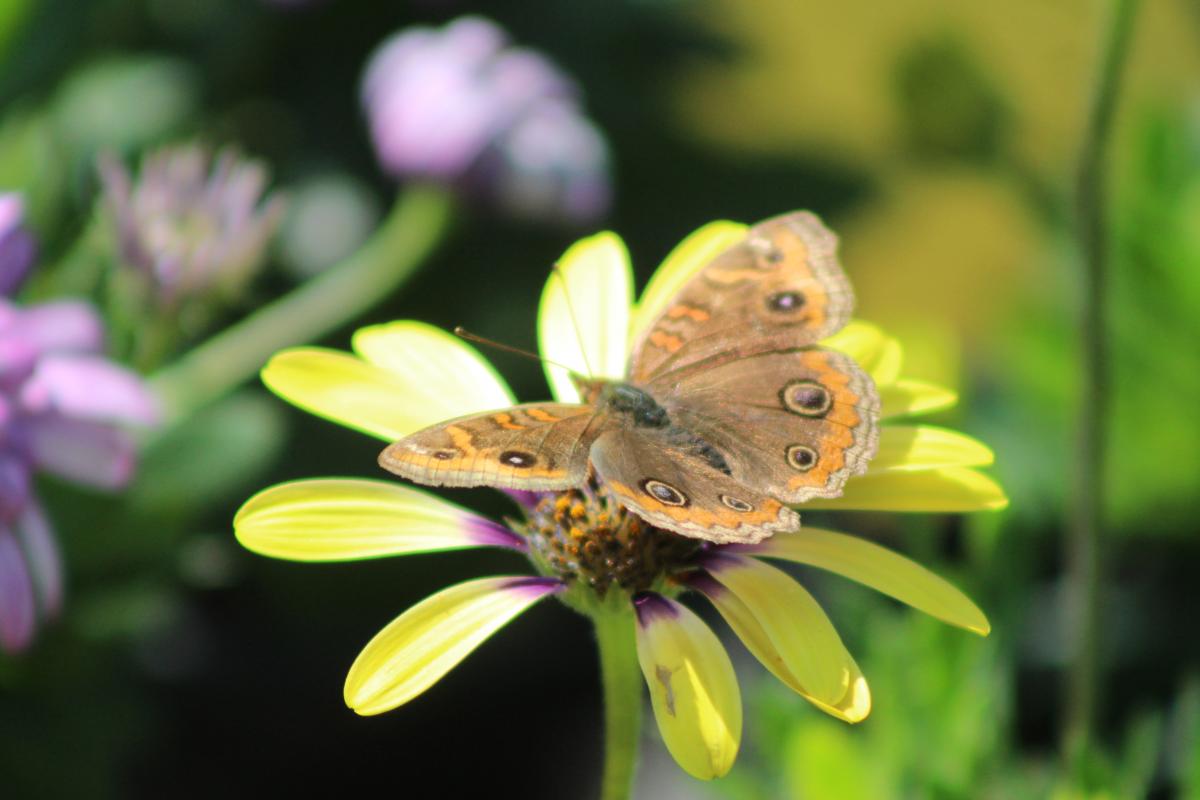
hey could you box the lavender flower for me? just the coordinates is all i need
[0,298,159,653]
[361,16,611,223]
[0,194,37,296]
[98,144,285,308]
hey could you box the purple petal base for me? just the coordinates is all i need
[682,570,726,599]
[467,518,527,551]
[500,488,542,511]
[501,575,565,598]
[713,542,758,556]
[698,552,739,574]
[633,592,680,627]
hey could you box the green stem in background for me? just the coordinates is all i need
[593,597,643,800]
[147,184,455,430]
[1064,0,1139,772]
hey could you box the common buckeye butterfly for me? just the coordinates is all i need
[379,212,880,544]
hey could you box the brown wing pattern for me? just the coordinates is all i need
[629,211,855,383]
[648,347,880,504]
[378,403,603,490]
[589,428,800,544]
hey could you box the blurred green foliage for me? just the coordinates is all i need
[894,36,1012,164]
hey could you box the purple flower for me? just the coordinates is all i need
[361,16,611,223]
[486,96,611,223]
[0,298,159,653]
[97,144,285,308]
[0,194,37,297]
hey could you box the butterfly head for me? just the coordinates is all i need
[570,373,607,404]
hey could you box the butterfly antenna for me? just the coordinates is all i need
[454,327,577,374]
[550,263,594,379]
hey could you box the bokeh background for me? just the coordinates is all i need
[1,1,1198,797]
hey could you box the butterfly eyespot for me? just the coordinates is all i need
[720,495,754,512]
[640,479,689,507]
[780,379,832,417]
[432,449,458,460]
[786,444,819,472]
[499,450,537,468]
[766,290,806,313]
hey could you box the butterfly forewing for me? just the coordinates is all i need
[629,211,855,384]
[379,403,603,490]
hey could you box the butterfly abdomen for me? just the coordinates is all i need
[668,430,733,476]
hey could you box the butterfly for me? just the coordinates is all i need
[379,211,880,544]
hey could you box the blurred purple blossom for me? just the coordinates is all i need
[0,194,37,296]
[98,144,285,308]
[361,16,611,223]
[0,298,159,654]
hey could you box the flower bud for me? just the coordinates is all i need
[361,16,611,223]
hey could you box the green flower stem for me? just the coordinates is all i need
[593,597,643,800]
[147,184,455,431]
[1065,0,1139,770]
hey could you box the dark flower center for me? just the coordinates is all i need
[523,482,702,595]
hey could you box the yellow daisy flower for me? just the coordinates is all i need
[234,219,1006,783]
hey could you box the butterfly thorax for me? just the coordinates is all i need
[576,377,735,476]
[585,380,670,429]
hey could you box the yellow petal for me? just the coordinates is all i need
[691,573,871,723]
[539,232,633,402]
[865,337,902,386]
[345,576,561,715]
[868,425,994,473]
[822,320,884,360]
[261,348,423,441]
[880,378,958,419]
[631,220,747,341]
[705,554,852,707]
[805,467,1009,512]
[351,321,515,419]
[822,320,901,386]
[740,528,990,635]
[634,593,742,780]
[234,478,522,562]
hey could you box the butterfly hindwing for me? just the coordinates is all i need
[629,211,855,383]
[379,403,602,490]
[589,428,801,544]
[647,346,880,504]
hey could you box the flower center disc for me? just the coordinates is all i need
[524,483,701,594]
